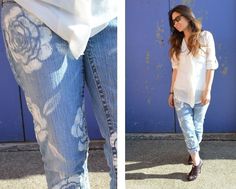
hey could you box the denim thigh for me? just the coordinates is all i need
[84,18,117,189]
[1,2,90,188]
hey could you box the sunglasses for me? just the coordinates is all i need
[172,15,182,25]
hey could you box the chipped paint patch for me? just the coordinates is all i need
[181,0,194,5]
[170,0,176,6]
[147,98,151,104]
[217,43,223,50]
[155,64,163,80]
[156,20,165,46]
[146,50,150,64]
[221,64,228,75]
[156,64,163,69]
[198,17,203,22]
[144,80,152,105]
[196,10,208,23]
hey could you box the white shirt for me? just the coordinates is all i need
[15,0,117,59]
[171,31,218,108]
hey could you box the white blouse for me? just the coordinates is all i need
[15,0,117,59]
[171,31,219,108]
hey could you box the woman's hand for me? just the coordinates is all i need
[168,69,177,108]
[168,94,174,108]
[201,90,211,105]
[202,69,215,105]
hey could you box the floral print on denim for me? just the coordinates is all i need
[3,5,52,73]
[43,92,61,116]
[51,174,85,189]
[174,98,209,154]
[26,96,48,143]
[2,3,117,188]
[56,42,75,60]
[71,101,89,152]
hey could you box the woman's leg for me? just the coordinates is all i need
[174,98,200,161]
[193,103,209,144]
[2,2,90,188]
[174,98,210,180]
[84,19,117,189]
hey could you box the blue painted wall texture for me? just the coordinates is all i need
[126,0,236,133]
[0,9,102,142]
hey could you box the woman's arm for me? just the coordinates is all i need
[201,69,215,105]
[168,69,177,108]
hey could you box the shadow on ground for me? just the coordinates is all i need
[0,149,109,180]
[126,139,236,181]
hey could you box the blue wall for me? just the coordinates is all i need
[126,0,236,133]
[0,29,24,141]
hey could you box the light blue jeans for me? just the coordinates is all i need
[174,98,209,155]
[1,1,117,189]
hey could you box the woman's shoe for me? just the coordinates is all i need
[187,159,203,181]
[188,155,193,165]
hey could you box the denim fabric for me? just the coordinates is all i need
[1,2,117,189]
[174,98,209,154]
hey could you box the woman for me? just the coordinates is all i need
[168,5,218,181]
[1,0,117,188]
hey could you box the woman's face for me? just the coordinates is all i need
[172,11,189,32]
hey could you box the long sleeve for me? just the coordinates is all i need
[206,31,219,70]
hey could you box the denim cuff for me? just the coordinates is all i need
[188,147,200,155]
[2,0,15,4]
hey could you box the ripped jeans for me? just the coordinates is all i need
[1,2,117,189]
[174,98,209,155]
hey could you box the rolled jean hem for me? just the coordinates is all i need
[188,148,200,155]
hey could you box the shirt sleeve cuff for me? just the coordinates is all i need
[206,59,219,70]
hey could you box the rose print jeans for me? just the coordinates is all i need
[1,1,117,189]
[174,98,209,155]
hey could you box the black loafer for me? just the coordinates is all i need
[188,155,193,165]
[187,159,203,181]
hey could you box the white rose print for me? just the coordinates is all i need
[3,6,52,73]
[26,96,48,143]
[71,102,89,152]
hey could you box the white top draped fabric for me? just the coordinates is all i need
[15,0,117,59]
[171,31,219,108]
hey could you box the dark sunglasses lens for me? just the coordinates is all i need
[176,16,181,22]
[172,15,181,25]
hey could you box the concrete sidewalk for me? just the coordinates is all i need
[126,135,236,189]
[0,142,109,189]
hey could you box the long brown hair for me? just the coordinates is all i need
[168,5,202,60]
